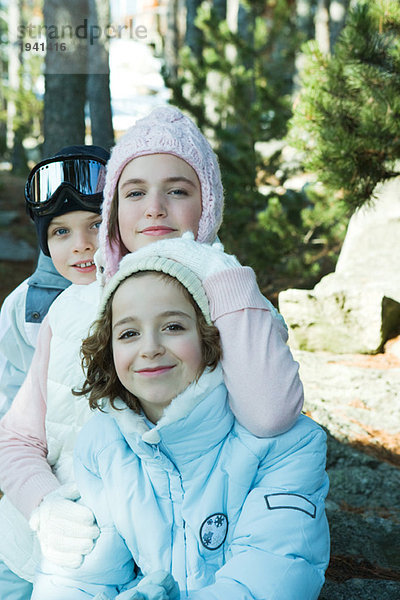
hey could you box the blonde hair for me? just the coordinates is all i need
[75,271,222,413]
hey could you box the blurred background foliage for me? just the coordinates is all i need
[1,0,400,300]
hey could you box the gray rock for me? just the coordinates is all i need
[295,349,400,597]
[320,580,400,600]
[279,178,400,353]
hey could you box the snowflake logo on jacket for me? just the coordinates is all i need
[200,513,228,550]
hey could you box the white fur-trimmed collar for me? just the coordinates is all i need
[108,365,224,444]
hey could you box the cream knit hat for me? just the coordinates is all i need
[98,245,212,325]
[99,106,224,282]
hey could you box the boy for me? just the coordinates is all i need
[0,144,109,598]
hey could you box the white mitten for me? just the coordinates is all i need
[115,585,167,600]
[29,484,99,568]
[116,571,180,600]
[129,231,241,281]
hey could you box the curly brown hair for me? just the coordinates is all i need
[74,271,222,414]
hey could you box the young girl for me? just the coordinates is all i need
[0,106,304,579]
[0,145,108,597]
[32,240,330,600]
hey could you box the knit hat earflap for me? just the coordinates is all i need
[99,106,224,283]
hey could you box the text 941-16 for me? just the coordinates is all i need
[20,42,67,52]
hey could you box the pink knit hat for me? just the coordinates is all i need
[99,105,224,281]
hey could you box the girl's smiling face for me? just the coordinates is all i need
[111,273,203,423]
[117,153,202,252]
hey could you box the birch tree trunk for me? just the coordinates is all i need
[294,0,316,91]
[329,0,350,48]
[315,0,330,54]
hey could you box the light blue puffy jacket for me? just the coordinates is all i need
[32,367,330,600]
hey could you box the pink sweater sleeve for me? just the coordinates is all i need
[203,267,304,437]
[0,316,60,518]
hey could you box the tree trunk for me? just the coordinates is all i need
[43,0,88,156]
[226,2,257,181]
[213,0,226,21]
[9,0,27,172]
[7,0,19,153]
[0,65,6,157]
[294,0,316,91]
[296,0,315,40]
[237,2,255,101]
[163,0,180,82]
[315,0,330,54]
[86,0,114,150]
[329,0,350,49]
[185,0,202,59]
[43,74,87,156]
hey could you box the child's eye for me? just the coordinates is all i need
[52,228,69,236]
[164,323,185,332]
[169,188,188,197]
[91,221,102,230]
[118,329,139,340]
[126,190,145,199]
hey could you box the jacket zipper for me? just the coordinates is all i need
[158,441,188,596]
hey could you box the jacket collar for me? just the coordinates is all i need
[28,251,71,291]
[108,365,232,463]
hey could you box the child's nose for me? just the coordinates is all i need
[140,332,164,359]
[73,232,94,252]
[144,191,167,219]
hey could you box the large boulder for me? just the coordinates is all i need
[295,348,400,598]
[279,178,400,353]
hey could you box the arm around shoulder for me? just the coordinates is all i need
[203,267,304,437]
[0,315,59,518]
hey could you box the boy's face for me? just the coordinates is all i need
[117,153,202,252]
[112,273,203,424]
[47,211,101,284]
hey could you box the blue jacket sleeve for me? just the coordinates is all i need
[188,417,330,600]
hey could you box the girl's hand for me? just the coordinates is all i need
[29,483,99,568]
[132,231,241,281]
[116,571,180,600]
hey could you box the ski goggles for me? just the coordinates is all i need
[25,155,107,217]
